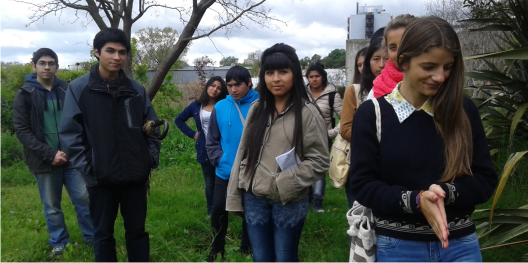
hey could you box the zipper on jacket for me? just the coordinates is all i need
[124,98,133,128]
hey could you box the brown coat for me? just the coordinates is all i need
[340,84,362,141]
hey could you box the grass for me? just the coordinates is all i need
[1,113,527,262]
[1,162,351,262]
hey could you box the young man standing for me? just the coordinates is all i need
[59,28,161,262]
[205,65,259,261]
[13,48,93,258]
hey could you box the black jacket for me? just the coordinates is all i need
[12,77,68,173]
[59,65,161,187]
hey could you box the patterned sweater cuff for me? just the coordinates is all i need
[401,190,422,214]
[440,183,457,205]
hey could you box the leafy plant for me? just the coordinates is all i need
[462,0,528,253]
[461,0,528,149]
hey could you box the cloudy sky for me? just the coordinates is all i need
[0,0,429,68]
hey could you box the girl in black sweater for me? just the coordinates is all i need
[348,16,497,262]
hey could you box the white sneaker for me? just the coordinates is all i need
[50,246,65,258]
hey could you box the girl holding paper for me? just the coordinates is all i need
[225,43,330,262]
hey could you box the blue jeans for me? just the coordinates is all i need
[313,176,325,205]
[243,192,308,262]
[200,162,216,215]
[376,233,482,262]
[35,165,93,247]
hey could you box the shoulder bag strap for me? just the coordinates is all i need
[329,92,336,128]
[234,102,245,126]
[371,98,381,143]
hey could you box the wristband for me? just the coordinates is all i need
[416,190,425,210]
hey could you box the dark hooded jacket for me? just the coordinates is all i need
[59,64,161,187]
[13,73,69,173]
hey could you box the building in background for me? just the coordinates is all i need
[345,3,392,86]
[347,4,391,39]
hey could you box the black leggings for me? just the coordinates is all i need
[210,175,250,251]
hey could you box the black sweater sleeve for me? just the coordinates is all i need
[348,100,422,215]
[439,98,498,207]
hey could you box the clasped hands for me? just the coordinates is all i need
[51,150,67,166]
[420,184,450,249]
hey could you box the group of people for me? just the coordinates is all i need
[14,14,498,263]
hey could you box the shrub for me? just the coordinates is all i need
[1,132,24,168]
[336,86,346,100]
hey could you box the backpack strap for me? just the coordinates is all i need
[329,91,336,128]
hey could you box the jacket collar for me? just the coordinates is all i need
[88,64,134,93]
[385,83,434,123]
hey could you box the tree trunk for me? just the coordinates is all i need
[123,18,133,76]
[146,1,213,101]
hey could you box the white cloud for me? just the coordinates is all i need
[1,0,429,67]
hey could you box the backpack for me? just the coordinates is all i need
[329,84,360,189]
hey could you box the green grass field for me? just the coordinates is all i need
[1,121,527,262]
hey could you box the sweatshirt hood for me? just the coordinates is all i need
[226,88,259,104]
[24,73,64,111]
[24,73,62,91]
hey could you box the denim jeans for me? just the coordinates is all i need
[88,183,149,262]
[313,176,326,205]
[35,165,93,247]
[376,233,482,262]
[200,162,216,215]
[243,192,308,262]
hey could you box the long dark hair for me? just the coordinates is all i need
[305,62,328,88]
[359,35,384,100]
[352,47,368,84]
[195,76,228,106]
[243,43,309,181]
[398,16,472,182]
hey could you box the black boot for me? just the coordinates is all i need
[205,248,225,262]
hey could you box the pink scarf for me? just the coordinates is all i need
[372,60,403,98]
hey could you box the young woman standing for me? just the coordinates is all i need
[305,62,342,212]
[358,33,389,102]
[349,17,497,262]
[175,76,227,215]
[226,43,330,262]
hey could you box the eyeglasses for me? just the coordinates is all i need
[36,61,57,68]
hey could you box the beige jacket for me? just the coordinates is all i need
[225,100,330,211]
[305,83,343,139]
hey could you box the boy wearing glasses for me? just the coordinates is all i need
[13,48,93,258]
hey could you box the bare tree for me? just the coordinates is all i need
[17,0,285,100]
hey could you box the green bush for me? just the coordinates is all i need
[56,69,88,82]
[336,86,346,100]
[1,63,33,133]
[1,132,24,168]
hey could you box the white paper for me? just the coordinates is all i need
[275,147,301,171]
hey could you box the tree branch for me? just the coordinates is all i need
[181,0,268,41]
